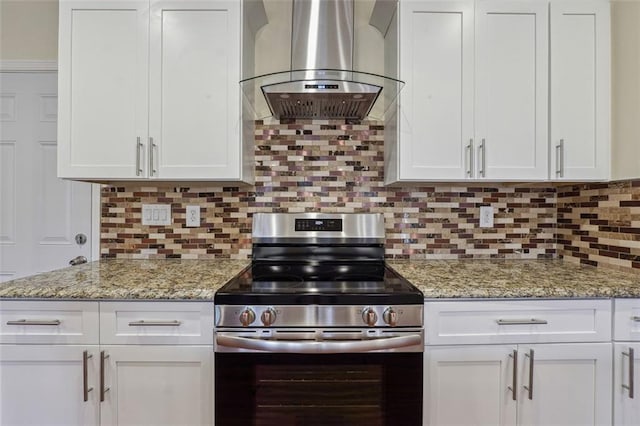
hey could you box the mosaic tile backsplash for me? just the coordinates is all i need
[557,180,640,272]
[101,119,639,273]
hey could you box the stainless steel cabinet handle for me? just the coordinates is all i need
[556,139,564,178]
[478,139,486,177]
[83,350,93,402]
[508,349,518,401]
[100,351,110,402]
[149,137,157,177]
[622,347,635,399]
[496,319,548,326]
[128,320,181,327]
[216,333,421,354]
[136,137,143,176]
[632,316,640,322]
[466,139,474,177]
[6,319,61,326]
[524,349,535,400]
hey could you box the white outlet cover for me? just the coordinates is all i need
[479,206,494,228]
[186,205,200,227]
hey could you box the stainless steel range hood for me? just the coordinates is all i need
[242,0,403,121]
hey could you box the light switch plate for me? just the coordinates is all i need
[142,204,171,226]
[186,205,200,227]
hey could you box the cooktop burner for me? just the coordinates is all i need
[215,262,423,305]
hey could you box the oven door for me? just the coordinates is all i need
[214,329,423,426]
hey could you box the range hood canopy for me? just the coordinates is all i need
[242,0,403,121]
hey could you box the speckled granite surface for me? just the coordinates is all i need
[1,259,639,301]
[388,260,640,299]
[0,259,249,300]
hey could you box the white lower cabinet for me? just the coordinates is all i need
[0,300,214,426]
[0,345,100,426]
[424,299,613,426]
[100,346,213,426]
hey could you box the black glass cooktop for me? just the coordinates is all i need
[215,262,424,305]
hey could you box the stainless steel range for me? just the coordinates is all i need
[214,213,423,425]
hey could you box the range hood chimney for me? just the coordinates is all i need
[242,0,403,121]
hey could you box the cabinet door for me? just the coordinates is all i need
[518,343,612,426]
[398,0,474,180]
[475,0,548,180]
[100,345,213,426]
[148,0,241,180]
[58,0,149,179]
[0,345,99,426]
[550,0,610,180]
[424,345,517,426]
[614,343,640,426]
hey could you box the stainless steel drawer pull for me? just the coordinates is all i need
[100,351,110,402]
[524,349,535,400]
[6,319,61,326]
[83,350,93,402]
[496,319,548,326]
[128,320,182,327]
[508,349,518,401]
[622,347,635,399]
[632,316,640,322]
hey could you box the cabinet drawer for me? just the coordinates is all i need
[0,301,99,344]
[614,299,640,341]
[425,299,611,345]
[100,301,213,345]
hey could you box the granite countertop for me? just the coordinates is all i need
[388,259,640,299]
[1,259,639,301]
[0,259,249,300]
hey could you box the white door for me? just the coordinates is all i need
[0,72,93,282]
[398,0,475,180]
[0,344,100,426]
[424,345,517,426]
[613,343,640,426]
[550,0,610,180]
[517,343,612,426]
[475,0,548,180]
[100,345,214,426]
[148,0,241,180]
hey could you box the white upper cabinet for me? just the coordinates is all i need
[475,0,548,180]
[58,0,251,182]
[396,0,475,181]
[550,0,610,181]
[384,0,610,183]
[57,0,149,180]
[390,0,548,182]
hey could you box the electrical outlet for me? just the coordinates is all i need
[141,204,171,226]
[186,205,200,227]
[479,206,494,228]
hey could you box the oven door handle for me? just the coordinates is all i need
[216,333,422,353]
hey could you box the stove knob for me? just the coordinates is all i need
[362,307,378,327]
[260,308,277,326]
[239,308,256,327]
[383,308,398,327]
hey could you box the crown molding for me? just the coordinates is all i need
[0,60,58,72]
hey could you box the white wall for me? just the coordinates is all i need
[0,0,59,61]
[611,0,640,180]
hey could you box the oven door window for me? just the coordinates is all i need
[215,353,422,426]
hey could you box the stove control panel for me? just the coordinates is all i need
[216,305,424,328]
[295,218,342,232]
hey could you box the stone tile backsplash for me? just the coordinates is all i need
[100,119,639,273]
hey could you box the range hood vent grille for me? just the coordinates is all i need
[265,90,379,120]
